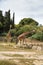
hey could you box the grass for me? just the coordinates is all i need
[19,59,34,65]
[0,59,43,65]
[10,59,35,65]
[0,60,17,65]
[0,42,17,51]
[0,59,35,65]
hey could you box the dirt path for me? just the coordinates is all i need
[0,51,43,60]
[0,54,12,60]
[0,51,36,55]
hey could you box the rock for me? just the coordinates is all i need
[33,60,43,65]
[32,46,37,50]
[37,46,42,51]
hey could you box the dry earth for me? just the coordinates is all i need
[0,41,43,65]
[0,51,43,65]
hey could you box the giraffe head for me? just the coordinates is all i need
[30,30,36,34]
[32,30,36,33]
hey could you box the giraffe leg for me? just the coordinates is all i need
[18,40,20,45]
[20,40,21,45]
[23,39,25,44]
[23,39,26,44]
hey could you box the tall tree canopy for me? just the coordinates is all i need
[19,18,38,27]
[0,10,15,33]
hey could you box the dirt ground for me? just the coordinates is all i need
[0,42,43,65]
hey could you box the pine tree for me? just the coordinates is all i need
[4,10,11,32]
[12,12,15,28]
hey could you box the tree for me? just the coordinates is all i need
[16,25,36,36]
[0,10,16,34]
[31,31,43,41]
[4,10,11,32]
[12,13,15,28]
[0,10,4,32]
[19,18,38,27]
[0,10,3,22]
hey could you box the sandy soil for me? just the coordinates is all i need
[0,51,43,60]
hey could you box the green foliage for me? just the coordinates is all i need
[0,60,17,65]
[15,24,20,31]
[12,13,15,28]
[19,18,38,27]
[31,31,43,41]
[0,10,15,33]
[0,22,3,28]
[10,29,17,37]
[0,10,4,22]
[0,32,7,36]
[16,25,36,36]
[0,10,43,42]
[4,10,11,31]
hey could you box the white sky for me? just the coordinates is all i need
[0,0,43,25]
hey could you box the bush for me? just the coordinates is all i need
[16,25,36,36]
[10,29,17,37]
[0,32,7,36]
[31,32,43,41]
[19,18,38,27]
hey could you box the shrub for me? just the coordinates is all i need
[16,25,36,36]
[10,29,17,37]
[19,18,38,27]
[31,32,43,41]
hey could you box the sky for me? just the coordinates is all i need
[0,0,43,25]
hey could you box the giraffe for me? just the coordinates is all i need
[6,31,12,42]
[17,30,35,45]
